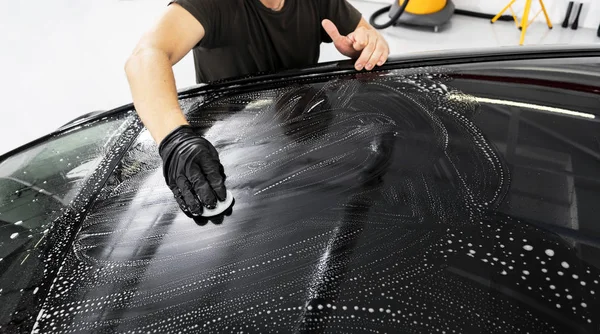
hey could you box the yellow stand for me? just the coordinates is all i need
[491,0,553,46]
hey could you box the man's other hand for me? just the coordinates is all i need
[322,18,390,71]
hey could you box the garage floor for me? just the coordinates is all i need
[0,0,599,156]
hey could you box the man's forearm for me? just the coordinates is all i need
[125,48,189,144]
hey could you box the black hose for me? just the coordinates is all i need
[454,9,513,22]
[369,0,410,30]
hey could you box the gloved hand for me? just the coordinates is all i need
[158,125,227,217]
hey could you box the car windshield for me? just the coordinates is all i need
[0,113,134,328]
[2,52,600,333]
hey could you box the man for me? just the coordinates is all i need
[125,0,390,217]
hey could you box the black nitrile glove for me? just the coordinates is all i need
[158,125,227,217]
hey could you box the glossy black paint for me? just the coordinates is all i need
[1,48,600,333]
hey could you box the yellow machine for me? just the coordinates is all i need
[403,0,447,15]
[369,0,455,32]
[370,0,551,45]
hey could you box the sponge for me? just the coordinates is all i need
[201,190,234,217]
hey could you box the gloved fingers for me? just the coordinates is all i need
[194,149,227,202]
[219,164,227,181]
[198,136,227,181]
[176,176,203,216]
[187,164,218,209]
[203,162,227,201]
[212,164,227,201]
[204,140,227,178]
[204,139,220,157]
[169,184,192,217]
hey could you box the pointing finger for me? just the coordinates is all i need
[322,19,342,42]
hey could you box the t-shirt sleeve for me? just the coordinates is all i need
[168,0,234,48]
[319,0,363,43]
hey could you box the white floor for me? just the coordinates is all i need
[1,0,598,156]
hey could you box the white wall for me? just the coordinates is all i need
[453,0,599,29]
[0,0,196,156]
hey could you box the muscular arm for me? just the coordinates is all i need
[124,4,205,144]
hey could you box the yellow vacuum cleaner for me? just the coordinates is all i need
[370,0,455,32]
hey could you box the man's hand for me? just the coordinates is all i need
[159,125,227,218]
[322,18,390,71]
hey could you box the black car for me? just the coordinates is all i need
[1,46,599,333]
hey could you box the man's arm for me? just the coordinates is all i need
[125,4,227,216]
[124,3,204,144]
[322,17,390,71]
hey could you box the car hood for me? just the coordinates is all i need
[2,46,600,333]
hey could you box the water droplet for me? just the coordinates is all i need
[561,262,570,269]
[14,221,23,226]
[10,233,18,239]
[581,303,587,308]
[523,245,533,251]
[545,249,555,257]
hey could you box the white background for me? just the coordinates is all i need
[0,0,599,156]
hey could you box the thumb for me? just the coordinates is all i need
[322,19,342,42]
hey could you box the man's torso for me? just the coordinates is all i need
[173,0,361,83]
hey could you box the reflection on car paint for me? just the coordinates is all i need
[24,72,599,333]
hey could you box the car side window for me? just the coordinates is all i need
[0,115,133,328]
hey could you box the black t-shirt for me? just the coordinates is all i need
[170,0,362,83]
